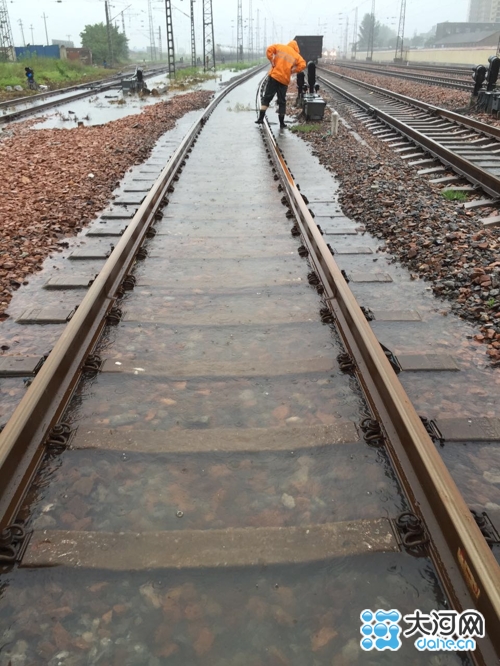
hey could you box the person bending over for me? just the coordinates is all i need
[255,40,306,129]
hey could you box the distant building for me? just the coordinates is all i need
[434,22,500,47]
[66,47,92,66]
[52,39,74,48]
[468,0,500,22]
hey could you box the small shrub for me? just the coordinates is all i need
[442,190,468,202]
[290,124,318,133]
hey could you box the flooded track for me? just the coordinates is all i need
[0,66,169,126]
[0,68,499,664]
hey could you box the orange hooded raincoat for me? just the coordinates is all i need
[266,40,306,86]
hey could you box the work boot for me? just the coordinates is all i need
[255,110,266,124]
[278,114,287,129]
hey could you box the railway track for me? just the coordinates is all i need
[319,69,500,222]
[0,68,499,663]
[335,59,473,77]
[0,65,169,126]
[331,62,473,92]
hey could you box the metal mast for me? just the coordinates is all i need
[343,16,349,59]
[190,0,196,67]
[158,25,162,60]
[104,2,113,65]
[236,0,243,62]
[248,0,253,60]
[366,0,375,61]
[165,0,176,76]
[202,0,215,71]
[148,0,156,60]
[351,7,358,59]
[0,0,14,61]
[395,0,406,62]
[255,8,260,58]
[18,19,25,47]
[263,17,266,52]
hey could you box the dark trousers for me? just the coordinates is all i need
[262,76,288,115]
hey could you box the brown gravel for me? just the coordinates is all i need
[0,90,212,318]
[324,65,471,110]
[290,99,500,364]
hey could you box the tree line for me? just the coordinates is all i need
[80,23,129,65]
[357,13,436,50]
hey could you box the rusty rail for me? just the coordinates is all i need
[259,114,500,664]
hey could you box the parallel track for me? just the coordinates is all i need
[0,67,498,663]
[319,68,500,200]
[331,62,473,92]
[0,65,169,125]
[334,59,472,77]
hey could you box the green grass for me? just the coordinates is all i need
[487,297,497,308]
[0,56,111,89]
[227,60,263,72]
[170,67,217,89]
[290,124,318,133]
[441,190,468,202]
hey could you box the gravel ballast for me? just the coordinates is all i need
[0,90,213,319]
[289,98,500,364]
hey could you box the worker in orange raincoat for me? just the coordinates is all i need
[255,40,306,129]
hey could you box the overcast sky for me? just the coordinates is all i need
[10,0,469,54]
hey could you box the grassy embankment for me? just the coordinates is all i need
[0,57,114,92]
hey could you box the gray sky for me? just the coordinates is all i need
[10,0,468,54]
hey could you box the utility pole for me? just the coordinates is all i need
[255,8,260,58]
[121,11,126,37]
[236,0,243,62]
[395,0,406,62]
[104,1,113,65]
[42,13,49,46]
[158,25,162,60]
[18,19,25,47]
[148,0,156,60]
[263,17,266,51]
[190,0,196,67]
[0,0,14,61]
[366,0,375,61]
[165,0,175,77]
[202,0,215,70]
[248,0,253,60]
[343,17,349,59]
[351,7,358,60]
[30,24,34,44]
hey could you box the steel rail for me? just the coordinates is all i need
[0,65,265,537]
[332,62,472,92]
[318,71,500,199]
[259,116,500,664]
[0,65,169,125]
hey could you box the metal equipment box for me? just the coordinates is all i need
[303,94,326,121]
[293,36,323,64]
[121,78,145,94]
